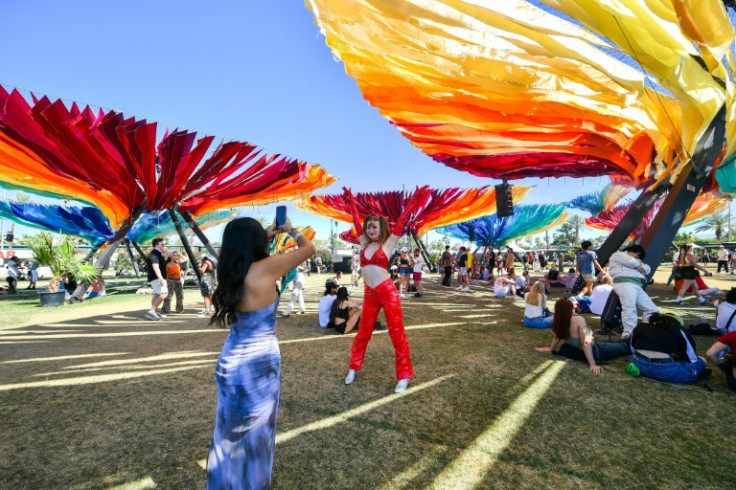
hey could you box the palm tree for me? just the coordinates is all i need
[695,213,728,240]
[569,215,585,245]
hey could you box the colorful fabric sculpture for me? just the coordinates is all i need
[127,209,234,245]
[306,0,736,187]
[437,204,568,247]
[0,201,113,246]
[297,186,531,235]
[0,87,335,230]
[585,192,729,239]
[566,185,630,216]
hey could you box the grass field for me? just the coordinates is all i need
[1,269,734,489]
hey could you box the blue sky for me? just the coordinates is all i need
[1,1,624,245]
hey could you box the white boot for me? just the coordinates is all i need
[394,378,410,393]
[345,369,357,385]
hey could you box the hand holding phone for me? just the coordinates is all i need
[276,205,287,227]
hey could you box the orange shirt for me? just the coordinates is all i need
[166,262,181,279]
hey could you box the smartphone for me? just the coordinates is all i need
[276,205,287,227]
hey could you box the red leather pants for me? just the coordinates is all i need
[348,278,413,380]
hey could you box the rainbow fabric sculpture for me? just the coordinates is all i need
[438,204,569,247]
[297,186,531,236]
[127,209,234,245]
[306,0,736,188]
[0,87,335,231]
[566,185,630,216]
[585,192,729,239]
[0,201,113,246]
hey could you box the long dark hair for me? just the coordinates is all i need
[551,298,574,339]
[210,218,270,327]
[329,287,350,324]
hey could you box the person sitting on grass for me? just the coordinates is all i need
[542,265,566,290]
[84,276,106,300]
[535,298,629,373]
[494,271,517,298]
[706,330,736,391]
[523,281,553,328]
[515,270,530,298]
[329,287,367,334]
[318,281,339,329]
[627,312,707,383]
[714,288,736,333]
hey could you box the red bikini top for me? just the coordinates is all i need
[361,245,389,269]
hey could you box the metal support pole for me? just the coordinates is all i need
[411,231,437,273]
[638,107,727,277]
[93,203,146,270]
[595,180,669,268]
[169,209,203,283]
[125,240,141,278]
[130,241,148,262]
[179,208,219,259]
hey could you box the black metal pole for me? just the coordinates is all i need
[125,239,141,278]
[639,107,727,278]
[179,208,219,259]
[169,208,203,282]
[93,203,146,270]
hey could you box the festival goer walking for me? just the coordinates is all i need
[26,260,38,289]
[717,245,729,273]
[161,252,184,314]
[343,188,421,393]
[281,266,306,317]
[702,249,711,269]
[575,240,603,295]
[350,250,360,287]
[412,248,424,297]
[440,245,453,287]
[144,238,168,320]
[206,216,313,489]
[675,243,710,305]
[397,247,413,299]
[456,246,470,291]
[198,254,217,317]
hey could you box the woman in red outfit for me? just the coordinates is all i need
[343,187,427,393]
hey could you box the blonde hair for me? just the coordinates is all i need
[526,281,546,306]
[362,216,390,244]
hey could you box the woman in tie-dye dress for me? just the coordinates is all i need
[207,216,314,489]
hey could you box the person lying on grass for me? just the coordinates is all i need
[536,298,629,373]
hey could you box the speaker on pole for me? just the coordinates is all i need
[495,180,514,218]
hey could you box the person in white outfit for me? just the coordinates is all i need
[608,244,658,339]
[282,267,307,316]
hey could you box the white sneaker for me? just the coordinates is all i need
[197,309,211,317]
[455,286,463,290]
[394,378,410,393]
[144,311,160,321]
[399,294,408,299]
[156,312,167,319]
[463,286,470,291]
[345,369,357,385]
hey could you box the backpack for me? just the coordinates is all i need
[631,313,694,362]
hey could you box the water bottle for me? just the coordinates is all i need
[625,362,640,377]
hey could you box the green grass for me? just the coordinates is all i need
[0,270,734,489]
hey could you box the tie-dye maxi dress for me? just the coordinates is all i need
[207,297,281,489]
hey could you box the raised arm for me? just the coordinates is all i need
[254,218,315,281]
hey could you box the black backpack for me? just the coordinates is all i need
[631,313,695,362]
